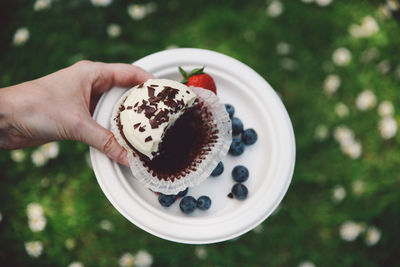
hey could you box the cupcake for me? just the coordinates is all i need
[111,78,231,194]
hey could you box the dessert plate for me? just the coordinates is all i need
[90,48,296,244]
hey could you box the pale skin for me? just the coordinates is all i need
[0,60,154,166]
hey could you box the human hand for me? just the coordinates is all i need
[0,60,154,166]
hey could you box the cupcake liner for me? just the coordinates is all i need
[110,86,232,194]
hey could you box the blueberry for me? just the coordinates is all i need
[232,117,244,135]
[176,188,189,198]
[211,161,224,177]
[229,139,245,156]
[158,194,177,207]
[225,104,235,118]
[197,196,212,210]
[231,183,248,200]
[242,128,258,145]
[179,196,197,214]
[232,165,249,183]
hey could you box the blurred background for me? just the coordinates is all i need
[1,0,400,266]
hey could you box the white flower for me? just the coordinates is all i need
[65,238,76,250]
[378,4,392,19]
[387,0,400,11]
[377,60,391,75]
[340,221,363,241]
[128,4,147,20]
[301,0,314,3]
[27,203,44,219]
[276,42,291,55]
[134,250,153,267]
[349,16,379,38]
[341,141,362,159]
[253,223,264,234]
[332,185,346,203]
[280,58,296,70]
[31,149,48,167]
[29,215,47,232]
[166,44,179,50]
[13,27,30,46]
[355,90,377,111]
[365,226,381,246]
[323,74,341,95]
[333,126,354,145]
[299,261,316,267]
[68,262,84,267]
[315,0,333,6]
[40,142,59,159]
[352,180,365,196]
[119,253,135,267]
[360,47,380,63]
[379,117,398,139]
[378,101,394,117]
[90,0,112,7]
[25,241,43,258]
[34,0,51,11]
[334,102,349,117]
[332,47,351,66]
[195,246,208,259]
[315,124,329,141]
[11,149,26,162]
[99,219,114,231]
[107,24,121,38]
[267,1,284,18]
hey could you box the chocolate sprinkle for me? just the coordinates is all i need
[137,83,144,88]
[145,136,153,142]
[147,86,155,97]
[133,122,141,129]
[139,126,146,132]
[127,106,133,110]
[227,193,234,199]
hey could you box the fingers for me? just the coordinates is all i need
[79,118,129,166]
[92,63,155,95]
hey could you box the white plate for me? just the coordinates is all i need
[90,48,296,244]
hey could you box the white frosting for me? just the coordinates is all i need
[119,79,197,159]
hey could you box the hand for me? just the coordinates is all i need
[0,60,153,166]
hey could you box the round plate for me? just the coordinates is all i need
[90,48,296,244]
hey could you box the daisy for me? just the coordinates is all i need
[316,0,333,7]
[267,1,284,18]
[68,262,84,267]
[27,203,44,219]
[334,102,349,117]
[91,0,112,7]
[332,48,351,66]
[276,42,291,55]
[378,101,394,117]
[13,28,30,46]
[31,149,47,167]
[355,90,376,111]
[28,215,47,232]
[11,149,26,162]
[352,180,365,196]
[134,250,153,267]
[107,24,121,38]
[314,124,329,141]
[298,261,316,267]
[365,226,381,246]
[34,0,51,11]
[119,253,134,267]
[323,74,341,95]
[40,142,59,159]
[195,246,208,260]
[339,221,363,241]
[99,219,114,231]
[25,241,43,258]
[332,185,346,203]
[127,4,147,20]
[378,117,398,139]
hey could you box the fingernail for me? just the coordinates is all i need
[120,149,129,167]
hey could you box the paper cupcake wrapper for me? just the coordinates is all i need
[110,86,232,194]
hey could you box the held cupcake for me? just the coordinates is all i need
[111,78,231,194]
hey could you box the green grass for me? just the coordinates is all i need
[1,0,400,266]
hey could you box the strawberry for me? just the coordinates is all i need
[179,67,217,94]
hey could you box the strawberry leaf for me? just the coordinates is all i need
[179,67,189,83]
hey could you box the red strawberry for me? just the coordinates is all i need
[179,67,217,94]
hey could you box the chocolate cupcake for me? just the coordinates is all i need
[111,79,231,194]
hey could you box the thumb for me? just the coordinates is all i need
[80,118,129,166]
